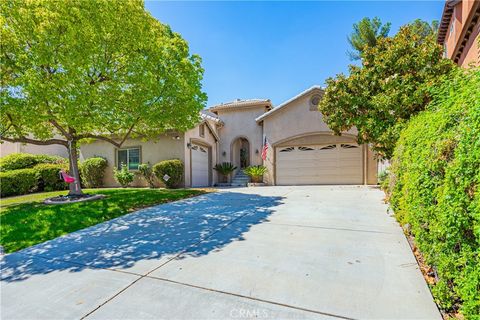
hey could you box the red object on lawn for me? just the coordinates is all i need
[60,170,76,183]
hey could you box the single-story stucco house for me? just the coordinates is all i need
[79,86,378,187]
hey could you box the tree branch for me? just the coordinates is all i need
[0,136,68,146]
[77,134,122,148]
[49,119,71,139]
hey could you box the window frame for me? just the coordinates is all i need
[116,146,142,171]
[199,124,205,137]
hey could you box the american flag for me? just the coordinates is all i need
[261,136,268,160]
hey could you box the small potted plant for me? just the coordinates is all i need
[213,162,237,186]
[243,165,267,187]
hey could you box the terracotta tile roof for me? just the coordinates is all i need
[200,110,224,125]
[438,0,458,44]
[209,99,272,112]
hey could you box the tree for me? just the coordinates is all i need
[319,20,455,159]
[0,0,206,195]
[347,17,391,60]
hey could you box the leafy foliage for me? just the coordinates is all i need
[113,164,134,188]
[153,159,184,189]
[319,20,454,159]
[0,168,37,197]
[0,0,206,194]
[243,165,267,183]
[34,163,68,192]
[0,153,66,172]
[347,17,391,60]
[213,162,237,182]
[386,68,480,317]
[80,157,108,188]
[138,163,157,188]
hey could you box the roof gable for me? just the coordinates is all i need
[255,85,324,122]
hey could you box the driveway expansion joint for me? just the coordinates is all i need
[144,274,357,320]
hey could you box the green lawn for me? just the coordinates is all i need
[0,188,206,253]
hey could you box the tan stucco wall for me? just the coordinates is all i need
[80,134,185,187]
[261,90,376,185]
[215,106,267,172]
[184,119,218,186]
[0,141,69,158]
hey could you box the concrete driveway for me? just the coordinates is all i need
[1,186,440,320]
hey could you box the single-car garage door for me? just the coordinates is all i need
[276,143,363,185]
[191,144,209,187]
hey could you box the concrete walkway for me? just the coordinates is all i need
[1,186,440,319]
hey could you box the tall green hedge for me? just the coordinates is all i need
[35,163,69,192]
[0,168,38,197]
[80,157,108,188]
[387,68,479,317]
[153,159,183,188]
[0,153,66,172]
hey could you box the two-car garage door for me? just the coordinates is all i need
[276,143,363,185]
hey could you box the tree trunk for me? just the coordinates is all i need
[68,139,83,195]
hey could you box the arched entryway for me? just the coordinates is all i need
[231,137,250,170]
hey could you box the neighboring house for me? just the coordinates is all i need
[80,86,378,187]
[438,0,480,67]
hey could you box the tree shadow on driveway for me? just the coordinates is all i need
[1,192,284,282]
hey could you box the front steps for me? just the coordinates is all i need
[230,170,250,187]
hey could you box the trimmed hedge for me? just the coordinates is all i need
[153,159,183,188]
[35,163,68,192]
[0,168,38,197]
[80,157,108,188]
[0,153,66,172]
[387,69,479,317]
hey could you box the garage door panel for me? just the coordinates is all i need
[191,144,209,187]
[276,144,362,185]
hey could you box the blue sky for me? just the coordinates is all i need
[145,1,444,107]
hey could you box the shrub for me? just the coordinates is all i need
[153,159,184,188]
[0,153,66,172]
[80,157,108,188]
[113,164,134,188]
[243,165,267,183]
[138,163,156,188]
[213,162,237,183]
[387,68,479,317]
[0,168,37,197]
[34,163,69,192]
[378,169,389,192]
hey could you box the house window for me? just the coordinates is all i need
[117,147,141,170]
[320,145,336,150]
[298,146,314,151]
[309,94,322,111]
[199,124,205,137]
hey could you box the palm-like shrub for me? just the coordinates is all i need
[213,162,237,183]
[243,165,267,183]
